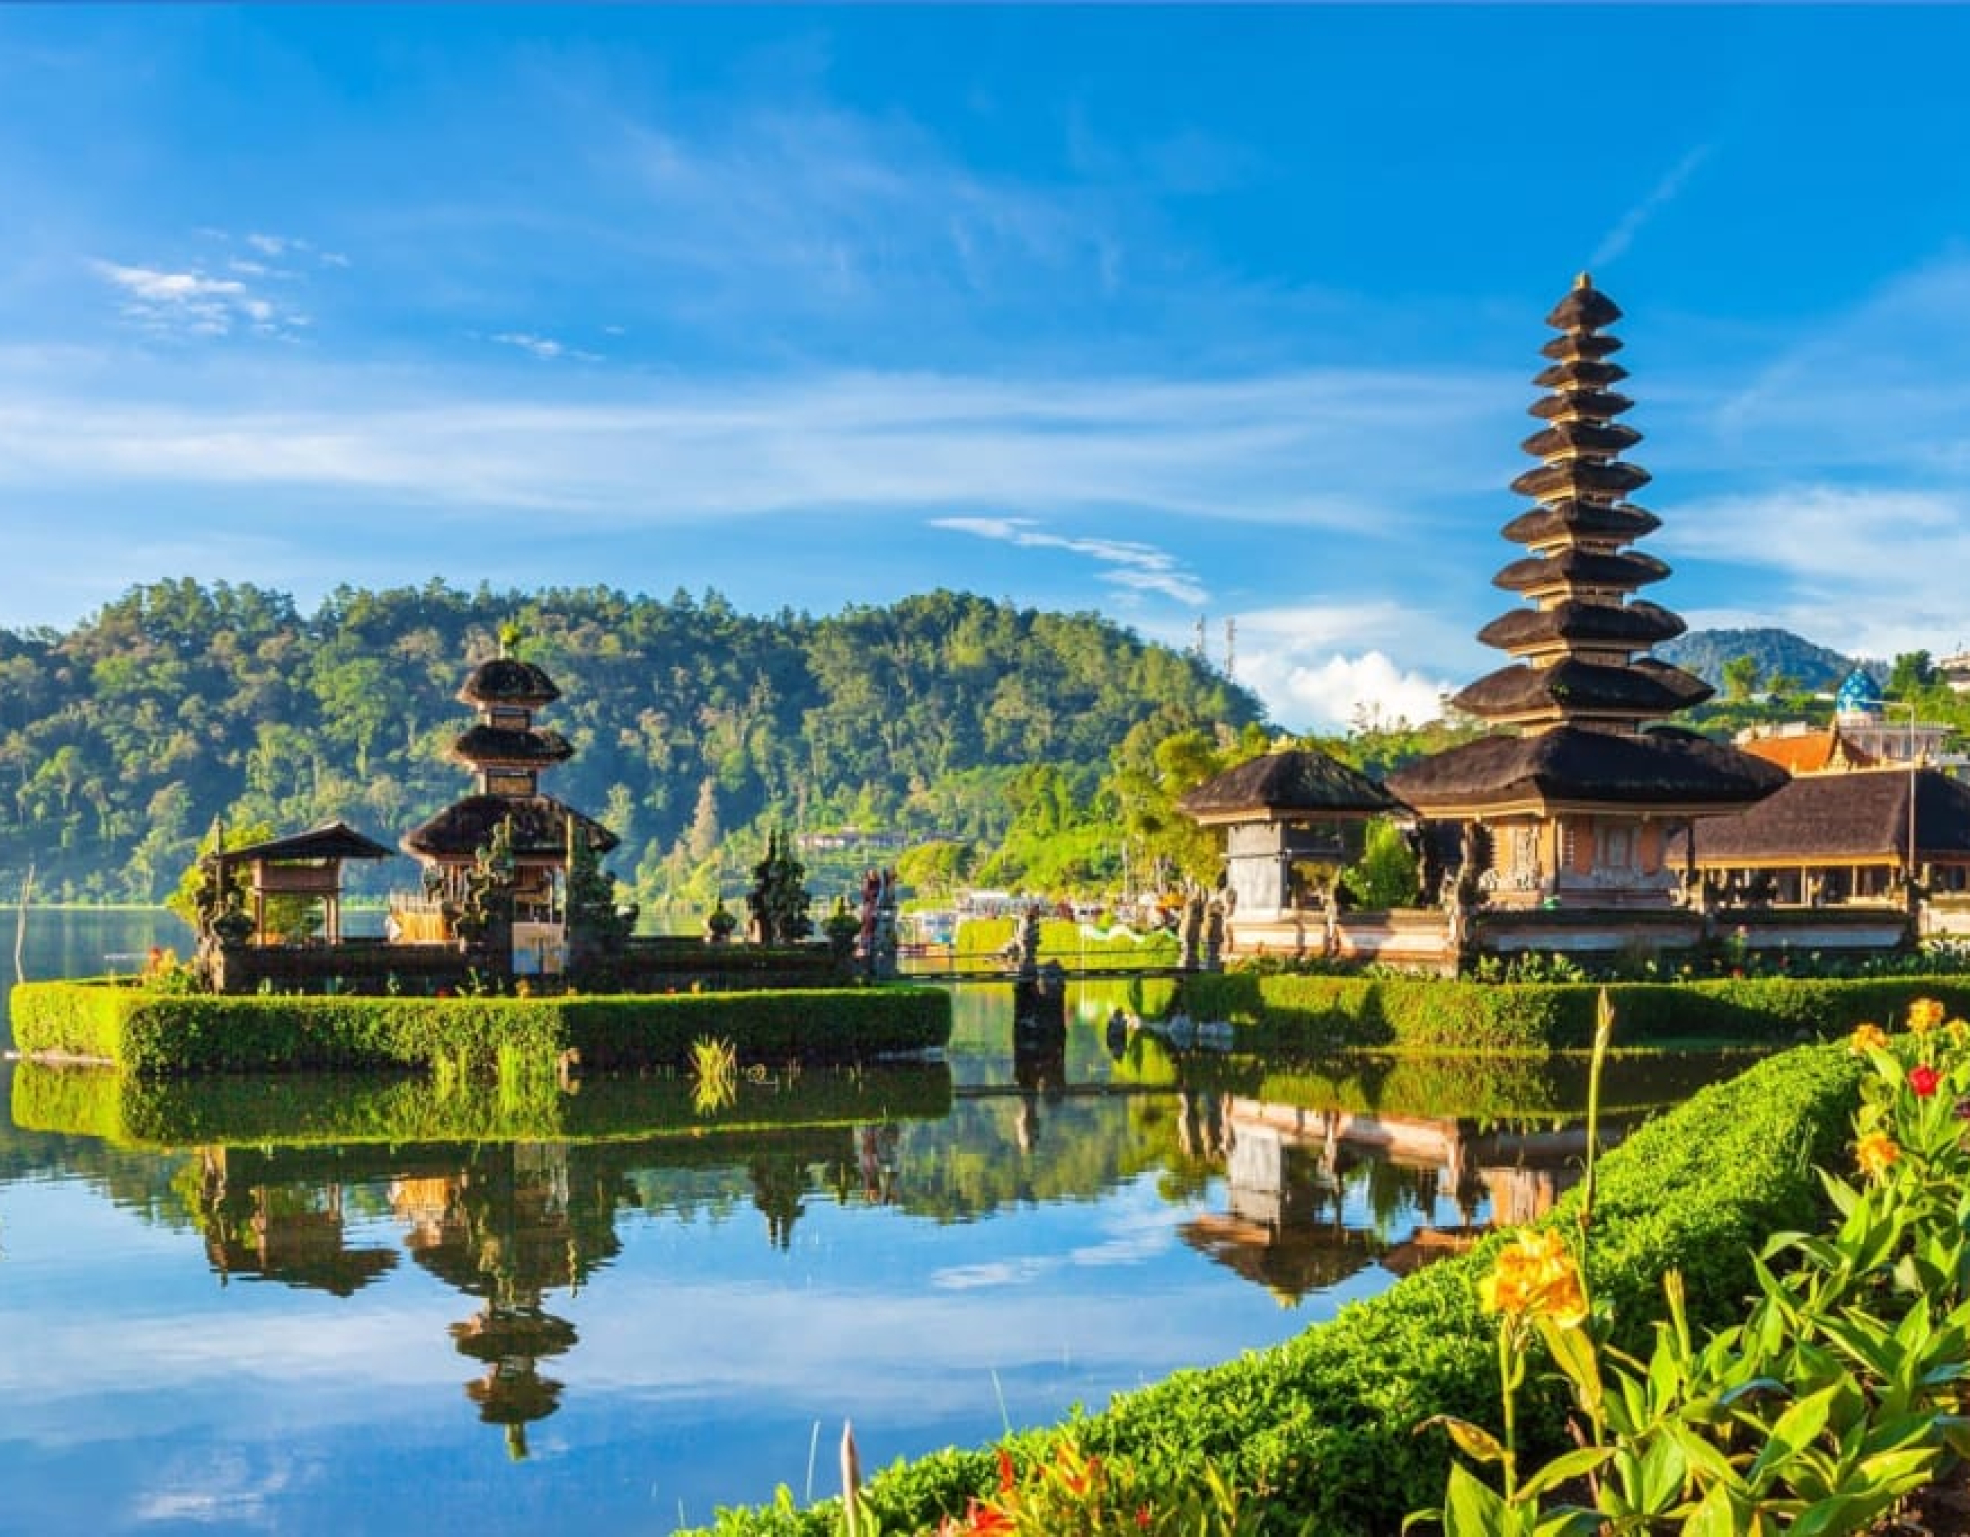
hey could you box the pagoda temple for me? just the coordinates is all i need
[402,654,618,965]
[1385,275,1784,908]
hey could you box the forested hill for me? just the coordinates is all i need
[0,579,1263,903]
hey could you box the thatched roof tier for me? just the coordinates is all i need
[1178,749,1402,826]
[1532,360,1630,395]
[1509,458,1652,502]
[449,725,576,767]
[1546,278,1621,333]
[403,794,619,862]
[1674,766,1970,867]
[1384,725,1787,817]
[1493,548,1671,595]
[1519,420,1642,460]
[212,820,397,866]
[1499,500,1661,548]
[1452,657,1710,721]
[1476,599,1685,654]
[458,657,560,709]
[1539,329,1623,363]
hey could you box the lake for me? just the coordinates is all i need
[0,909,1753,1534]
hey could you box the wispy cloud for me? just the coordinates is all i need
[489,331,601,364]
[1590,144,1712,271]
[932,515,1205,605]
[89,227,335,340]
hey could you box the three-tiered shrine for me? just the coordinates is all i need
[403,655,618,956]
[1386,275,1783,907]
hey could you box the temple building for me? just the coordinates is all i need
[1385,275,1784,907]
[401,654,618,970]
[1177,749,1402,919]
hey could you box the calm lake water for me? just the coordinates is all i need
[0,909,1755,1535]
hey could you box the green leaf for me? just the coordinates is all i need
[1442,1461,1514,1536]
[1747,1384,1837,1489]
[1419,1414,1509,1467]
[1517,1445,1615,1503]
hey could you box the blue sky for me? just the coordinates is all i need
[3,7,1970,731]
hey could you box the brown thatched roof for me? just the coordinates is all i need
[1452,658,1710,720]
[1493,548,1670,595]
[1499,500,1661,549]
[1509,458,1652,502]
[450,725,576,767]
[213,820,398,866]
[1520,420,1641,459]
[1546,276,1622,332]
[1539,330,1622,363]
[403,794,619,862]
[459,657,560,708]
[1476,599,1684,653]
[1528,387,1633,420]
[1532,358,1629,391]
[1178,749,1401,824]
[1677,767,1970,865]
[1384,725,1787,813]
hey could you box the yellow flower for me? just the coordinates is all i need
[1856,1131,1901,1181]
[1849,1022,1890,1054]
[1478,1228,1588,1327]
[1949,1018,1970,1046]
[1909,998,1946,1034]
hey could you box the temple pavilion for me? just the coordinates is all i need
[1385,275,1784,907]
[1178,749,1401,918]
[401,654,618,967]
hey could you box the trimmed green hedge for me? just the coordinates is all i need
[1175,971,1970,1051]
[8,980,951,1076]
[690,1042,1865,1536]
[955,916,1179,971]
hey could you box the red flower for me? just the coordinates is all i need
[996,1447,1015,1494]
[1911,1064,1942,1098]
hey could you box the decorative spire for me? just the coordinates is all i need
[1452,276,1711,733]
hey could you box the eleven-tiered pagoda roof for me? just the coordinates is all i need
[1386,274,1783,815]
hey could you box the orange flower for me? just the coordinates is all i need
[1856,1131,1901,1180]
[1850,1022,1890,1054]
[1478,1228,1588,1327]
[1909,998,1946,1034]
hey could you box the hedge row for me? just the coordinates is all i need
[1174,970,1970,1051]
[953,916,1179,970]
[691,1041,1866,1536]
[10,1059,956,1148]
[7,980,951,1076]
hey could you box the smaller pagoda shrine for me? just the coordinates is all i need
[1178,749,1402,919]
[402,654,618,972]
[1386,275,1784,909]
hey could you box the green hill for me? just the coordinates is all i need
[0,580,1263,904]
[1657,626,1870,694]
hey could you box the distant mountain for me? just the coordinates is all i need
[1656,627,1873,694]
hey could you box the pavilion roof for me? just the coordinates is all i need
[1178,749,1402,825]
[402,794,619,862]
[212,820,398,866]
[1677,766,1970,865]
[1384,725,1787,814]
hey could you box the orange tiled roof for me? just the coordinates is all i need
[1740,728,1875,775]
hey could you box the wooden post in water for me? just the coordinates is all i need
[12,862,32,985]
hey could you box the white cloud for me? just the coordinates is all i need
[1238,647,1458,735]
[490,331,601,364]
[932,515,1206,605]
[90,257,306,340]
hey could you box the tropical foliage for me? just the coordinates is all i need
[0,580,1263,904]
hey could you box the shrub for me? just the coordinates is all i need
[8,980,951,1076]
[687,1042,1864,1536]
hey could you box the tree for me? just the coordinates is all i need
[1339,817,1422,909]
[1889,650,1937,698]
[1721,654,1761,702]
